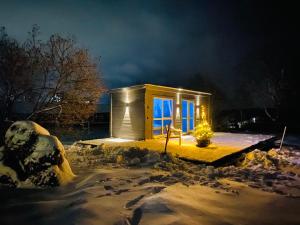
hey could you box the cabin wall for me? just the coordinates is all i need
[110,85,212,140]
[110,88,145,140]
[199,95,211,125]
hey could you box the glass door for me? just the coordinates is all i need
[153,97,173,136]
[182,99,194,133]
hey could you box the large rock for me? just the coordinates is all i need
[0,121,75,187]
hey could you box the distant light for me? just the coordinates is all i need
[178,88,182,91]
[252,117,256,123]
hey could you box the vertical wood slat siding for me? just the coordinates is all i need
[111,89,145,140]
[199,95,211,123]
[144,88,152,139]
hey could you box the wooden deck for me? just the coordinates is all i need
[76,132,275,164]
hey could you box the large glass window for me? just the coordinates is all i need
[182,100,188,132]
[153,98,162,118]
[182,99,194,133]
[153,97,173,136]
[189,102,194,130]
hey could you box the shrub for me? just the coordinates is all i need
[193,106,213,147]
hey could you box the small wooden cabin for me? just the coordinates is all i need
[110,84,212,140]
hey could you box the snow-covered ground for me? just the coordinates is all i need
[185,132,274,148]
[0,144,299,225]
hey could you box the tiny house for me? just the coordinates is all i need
[110,84,212,140]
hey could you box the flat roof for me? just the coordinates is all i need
[109,84,212,96]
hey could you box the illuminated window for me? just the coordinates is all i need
[153,97,173,136]
[182,100,188,132]
[189,102,194,130]
[182,99,194,133]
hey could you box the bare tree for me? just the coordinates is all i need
[0,27,33,122]
[0,26,104,128]
[27,31,104,125]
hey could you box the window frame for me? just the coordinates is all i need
[152,97,174,136]
[182,99,195,133]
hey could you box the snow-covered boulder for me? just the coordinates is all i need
[0,121,75,188]
[5,121,50,152]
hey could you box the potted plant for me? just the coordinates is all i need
[193,106,213,147]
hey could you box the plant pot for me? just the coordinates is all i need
[196,139,211,147]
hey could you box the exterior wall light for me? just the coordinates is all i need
[176,92,181,105]
[196,95,200,106]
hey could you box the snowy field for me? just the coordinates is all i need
[1,142,300,225]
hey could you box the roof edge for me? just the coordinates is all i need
[109,84,212,95]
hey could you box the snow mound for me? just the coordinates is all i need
[67,144,164,168]
[240,148,299,170]
[240,149,277,170]
[0,121,75,188]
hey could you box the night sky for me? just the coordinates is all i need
[0,0,297,105]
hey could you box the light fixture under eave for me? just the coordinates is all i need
[176,92,181,105]
[196,95,200,106]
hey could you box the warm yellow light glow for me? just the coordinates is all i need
[120,106,132,132]
[176,106,181,119]
[176,92,180,104]
[193,105,213,147]
[196,107,200,119]
[201,105,206,121]
[125,91,130,104]
[196,95,200,106]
